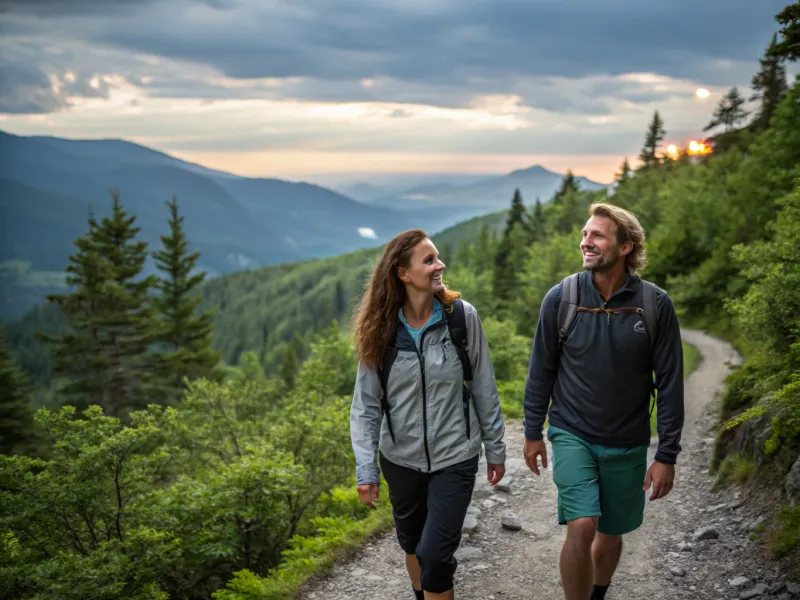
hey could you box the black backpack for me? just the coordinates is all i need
[556,272,660,407]
[378,298,473,444]
[556,272,659,350]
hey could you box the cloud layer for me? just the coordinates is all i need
[0,0,793,182]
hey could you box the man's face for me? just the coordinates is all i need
[580,215,630,272]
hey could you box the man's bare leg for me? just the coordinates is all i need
[406,554,422,591]
[592,533,623,587]
[560,517,598,600]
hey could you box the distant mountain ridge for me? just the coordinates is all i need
[0,130,609,319]
[360,164,608,212]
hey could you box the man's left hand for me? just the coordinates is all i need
[643,461,675,501]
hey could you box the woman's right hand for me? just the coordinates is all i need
[357,483,380,509]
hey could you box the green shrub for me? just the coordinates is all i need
[712,452,754,491]
[766,504,800,559]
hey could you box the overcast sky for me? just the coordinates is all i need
[0,0,793,185]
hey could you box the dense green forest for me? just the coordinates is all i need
[1,2,800,597]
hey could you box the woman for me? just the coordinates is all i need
[350,228,507,600]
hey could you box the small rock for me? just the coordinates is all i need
[787,582,800,595]
[462,514,478,533]
[769,582,787,594]
[455,546,484,561]
[706,503,728,513]
[495,475,513,493]
[729,576,750,588]
[493,495,508,504]
[692,526,720,542]
[501,514,522,531]
[670,567,686,577]
[677,541,693,552]
[748,516,767,532]
[740,583,768,599]
[482,499,496,509]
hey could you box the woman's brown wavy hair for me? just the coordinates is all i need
[353,229,460,369]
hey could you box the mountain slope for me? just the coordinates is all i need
[0,131,420,319]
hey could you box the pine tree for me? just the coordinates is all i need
[504,189,526,235]
[40,193,155,415]
[770,1,800,62]
[148,197,221,404]
[494,189,527,305]
[527,198,546,244]
[639,111,666,167]
[704,87,749,133]
[553,170,580,203]
[0,328,34,455]
[39,208,112,410]
[333,281,346,318]
[751,33,789,131]
[615,158,632,184]
[280,343,299,389]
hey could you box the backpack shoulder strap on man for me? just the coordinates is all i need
[640,279,659,351]
[557,272,580,345]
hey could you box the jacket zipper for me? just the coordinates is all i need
[415,327,436,473]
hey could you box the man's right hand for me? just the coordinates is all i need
[524,439,548,475]
[357,483,380,509]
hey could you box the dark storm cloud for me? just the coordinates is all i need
[0,0,790,114]
[0,45,112,113]
[75,0,786,85]
[0,0,228,16]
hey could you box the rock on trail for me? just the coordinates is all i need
[298,331,799,599]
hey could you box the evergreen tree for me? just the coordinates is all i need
[615,158,632,184]
[473,224,495,275]
[639,111,666,167]
[751,33,789,131]
[148,197,221,404]
[0,328,34,455]
[280,342,299,389]
[40,193,155,415]
[504,188,526,234]
[553,170,580,203]
[39,208,111,410]
[704,87,750,133]
[771,1,800,62]
[527,198,546,244]
[333,281,346,318]
[494,190,528,305]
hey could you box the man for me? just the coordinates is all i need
[522,202,684,600]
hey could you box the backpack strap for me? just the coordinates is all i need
[557,272,580,346]
[444,298,473,439]
[641,280,659,352]
[444,298,473,382]
[378,344,398,444]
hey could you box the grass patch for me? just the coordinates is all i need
[766,504,800,559]
[213,484,395,600]
[711,451,755,491]
[650,341,703,434]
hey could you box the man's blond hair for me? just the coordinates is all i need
[588,202,647,274]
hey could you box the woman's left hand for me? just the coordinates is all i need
[487,463,505,485]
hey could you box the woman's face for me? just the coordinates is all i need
[398,238,446,295]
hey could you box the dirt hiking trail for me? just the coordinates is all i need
[299,331,799,600]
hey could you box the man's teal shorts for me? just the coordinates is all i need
[548,425,648,536]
